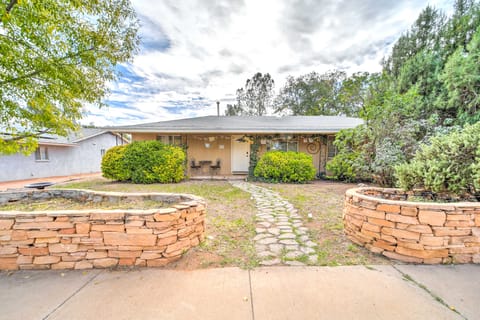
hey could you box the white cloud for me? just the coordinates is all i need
[82,0,454,125]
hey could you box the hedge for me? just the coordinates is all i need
[254,151,316,183]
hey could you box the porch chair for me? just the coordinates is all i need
[190,159,201,169]
[210,159,221,174]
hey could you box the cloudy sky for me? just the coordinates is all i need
[82,0,453,126]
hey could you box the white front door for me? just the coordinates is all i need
[231,135,250,173]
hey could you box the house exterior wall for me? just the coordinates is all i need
[131,132,334,177]
[0,133,120,182]
[131,133,157,141]
[186,135,232,176]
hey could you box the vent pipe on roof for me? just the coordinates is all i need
[216,101,220,117]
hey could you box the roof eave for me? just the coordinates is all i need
[108,128,354,134]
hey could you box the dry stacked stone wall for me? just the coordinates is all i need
[0,189,206,270]
[344,188,480,264]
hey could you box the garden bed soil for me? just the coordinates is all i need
[0,197,166,211]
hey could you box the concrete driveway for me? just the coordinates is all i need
[0,265,478,320]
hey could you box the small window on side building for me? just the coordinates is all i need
[35,146,49,161]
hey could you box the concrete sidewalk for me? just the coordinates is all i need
[1,265,478,320]
[0,173,102,191]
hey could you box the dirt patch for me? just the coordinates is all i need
[0,197,166,211]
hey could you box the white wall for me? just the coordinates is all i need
[0,133,121,182]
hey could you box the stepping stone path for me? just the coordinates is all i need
[230,181,317,266]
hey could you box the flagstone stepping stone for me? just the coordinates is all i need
[260,258,281,266]
[267,228,280,235]
[285,261,305,266]
[268,244,284,254]
[230,181,318,267]
[279,239,298,246]
[285,251,304,259]
[257,237,278,245]
[279,233,296,239]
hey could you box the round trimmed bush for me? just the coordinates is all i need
[101,145,130,181]
[123,141,185,184]
[101,141,186,184]
[254,151,316,183]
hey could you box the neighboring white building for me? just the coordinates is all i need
[0,128,125,182]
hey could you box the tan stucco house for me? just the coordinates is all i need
[109,116,363,178]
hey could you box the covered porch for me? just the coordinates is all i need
[131,132,337,179]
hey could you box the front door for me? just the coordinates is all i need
[231,135,250,173]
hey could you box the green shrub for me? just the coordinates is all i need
[123,140,185,184]
[101,141,186,184]
[394,122,480,197]
[254,151,316,183]
[101,145,130,181]
[326,152,359,182]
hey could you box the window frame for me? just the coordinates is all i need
[35,146,49,162]
[268,139,298,152]
[156,135,182,146]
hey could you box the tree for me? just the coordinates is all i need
[0,0,139,154]
[275,70,371,116]
[236,72,274,116]
[440,26,480,124]
[224,103,243,116]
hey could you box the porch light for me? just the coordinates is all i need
[204,143,211,148]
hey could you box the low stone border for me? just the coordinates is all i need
[344,187,480,264]
[0,189,206,270]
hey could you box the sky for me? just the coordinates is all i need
[81,0,454,126]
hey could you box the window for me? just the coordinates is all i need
[35,146,49,161]
[156,135,182,146]
[327,136,337,158]
[100,149,106,156]
[269,140,298,152]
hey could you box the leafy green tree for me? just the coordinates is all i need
[0,0,139,154]
[274,71,347,116]
[275,70,373,117]
[224,104,243,116]
[236,72,274,116]
[440,26,480,124]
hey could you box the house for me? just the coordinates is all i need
[109,116,363,178]
[0,128,125,182]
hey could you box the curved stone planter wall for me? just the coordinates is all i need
[0,189,206,270]
[344,188,480,264]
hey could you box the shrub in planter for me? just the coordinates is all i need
[123,140,185,184]
[254,151,316,183]
[101,145,130,181]
[395,122,480,198]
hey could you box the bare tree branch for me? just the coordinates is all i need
[5,0,17,14]
[1,129,54,142]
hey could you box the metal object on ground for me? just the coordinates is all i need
[24,182,54,190]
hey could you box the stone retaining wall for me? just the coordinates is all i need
[0,189,206,270]
[344,187,480,264]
